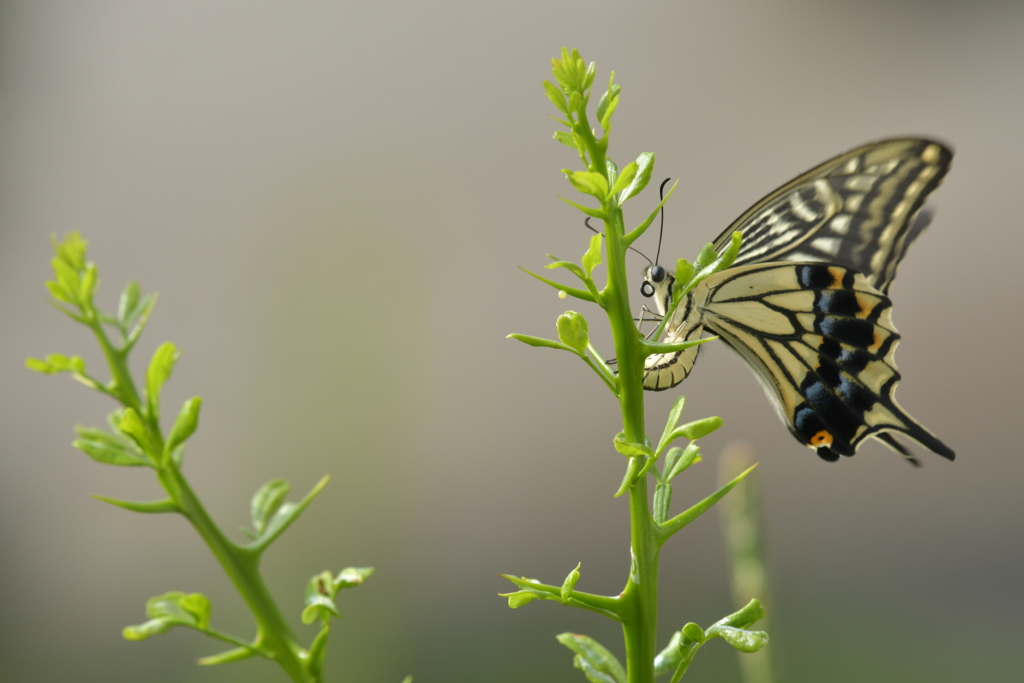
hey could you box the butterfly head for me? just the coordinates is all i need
[641,264,675,317]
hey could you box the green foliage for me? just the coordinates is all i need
[504,50,767,683]
[557,632,627,683]
[655,600,769,682]
[28,232,400,683]
[123,591,212,641]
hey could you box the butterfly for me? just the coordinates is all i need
[640,138,955,464]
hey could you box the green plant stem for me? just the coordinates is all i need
[85,303,313,682]
[604,200,659,683]
[158,466,314,683]
[86,314,144,415]
[622,476,660,683]
[568,72,663,683]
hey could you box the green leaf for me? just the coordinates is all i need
[79,264,98,304]
[677,416,723,440]
[25,357,55,374]
[581,233,603,277]
[73,438,148,467]
[660,464,758,539]
[654,631,683,676]
[126,293,159,347]
[52,230,88,269]
[718,231,743,271]
[165,396,202,457]
[198,647,257,666]
[599,94,619,133]
[75,425,135,449]
[705,625,769,653]
[604,158,618,193]
[123,591,209,640]
[117,407,154,455]
[180,593,211,630]
[653,482,672,524]
[122,618,174,641]
[558,195,606,220]
[613,455,642,498]
[506,333,580,355]
[45,279,74,304]
[52,257,82,303]
[715,599,766,630]
[554,131,578,149]
[609,162,638,199]
[518,267,597,303]
[623,179,678,247]
[683,232,744,297]
[248,475,330,553]
[643,335,718,356]
[674,258,695,291]
[596,79,621,127]
[250,478,290,536]
[28,353,87,375]
[656,396,686,455]
[682,622,705,643]
[334,566,374,590]
[612,432,654,459]
[564,170,609,199]
[575,656,618,683]
[307,622,331,678]
[303,570,340,624]
[665,443,701,482]
[117,281,140,323]
[694,243,719,271]
[546,256,588,281]
[662,447,683,476]
[619,153,654,204]
[556,311,589,354]
[504,590,539,608]
[556,633,626,683]
[583,61,597,92]
[146,342,180,421]
[91,495,179,513]
[543,80,569,114]
[560,562,581,601]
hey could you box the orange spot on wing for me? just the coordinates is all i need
[810,430,833,447]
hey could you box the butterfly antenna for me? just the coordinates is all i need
[654,177,671,267]
[583,217,653,265]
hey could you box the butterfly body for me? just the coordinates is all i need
[642,139,955,463]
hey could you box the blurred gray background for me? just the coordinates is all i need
[1,2,1022,682]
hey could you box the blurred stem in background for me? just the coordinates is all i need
[719,442,776,683]
[27,232,409,683]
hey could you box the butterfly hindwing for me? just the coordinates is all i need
[710,138,952,293]
[695,263,953,462]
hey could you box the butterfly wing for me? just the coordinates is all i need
[643,293,706,391]
[690,262,954,462]
[710,138,951,293]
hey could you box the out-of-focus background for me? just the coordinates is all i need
[2,2,1022,682]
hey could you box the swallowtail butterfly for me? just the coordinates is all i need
[641,138,955,464]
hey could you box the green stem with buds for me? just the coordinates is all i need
[505,49,767,683]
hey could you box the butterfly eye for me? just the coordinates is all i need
[640,281,656,298]
[650,265,666,283]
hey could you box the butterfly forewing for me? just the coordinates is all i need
[644,263,953,462]
[711,138,952,293]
